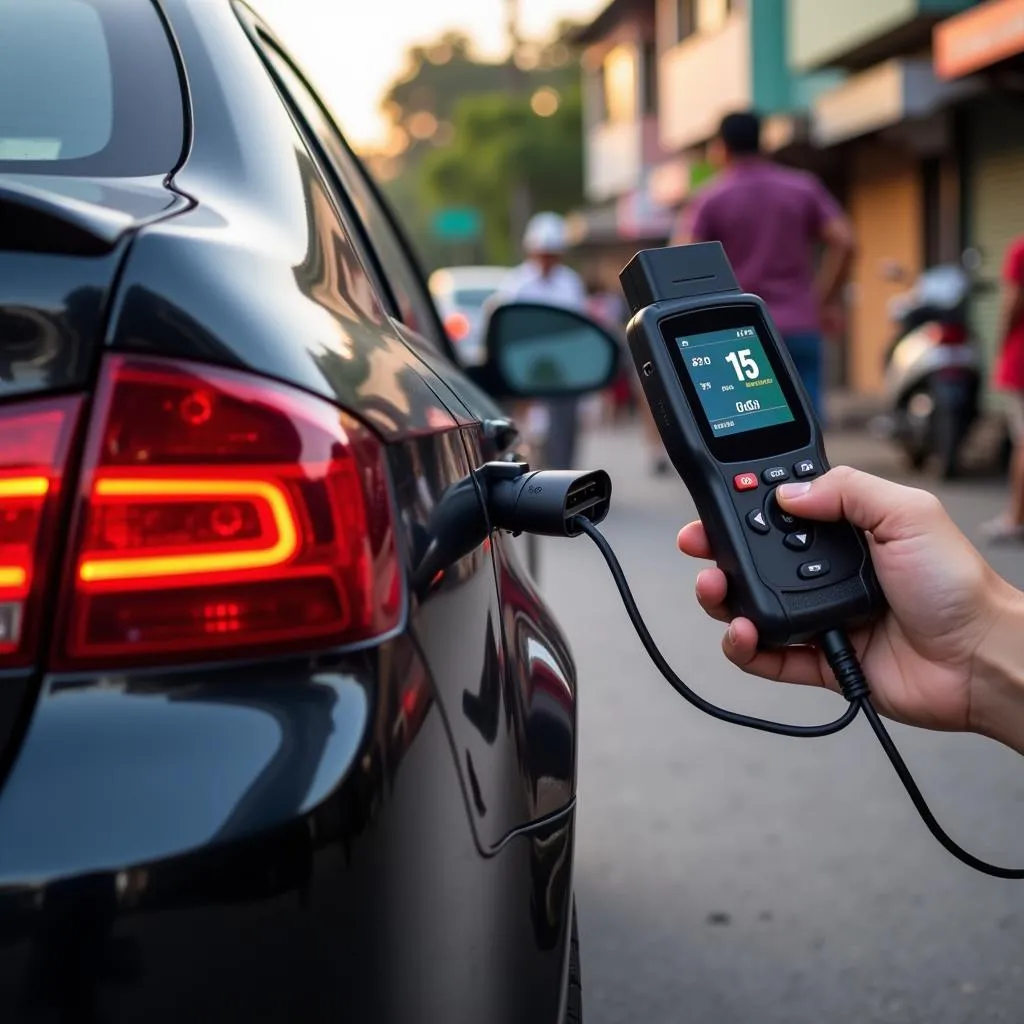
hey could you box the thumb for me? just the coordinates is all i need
[776,466,948,544]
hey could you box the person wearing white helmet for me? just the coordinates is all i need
[500,212,586,309]
[498,212,587,468]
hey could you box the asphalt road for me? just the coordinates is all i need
[536,424,1024,1024]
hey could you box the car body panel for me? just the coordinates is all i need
[0,228,125,402]
[108,0,580,850]
[0,174,187,249]
[0,421,574,1022]
[0,1,580,1019]
[108,158,464,442]
[0,640,574,1023]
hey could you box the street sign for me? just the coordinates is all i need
[689,161,716,191]
[432,207,482,241]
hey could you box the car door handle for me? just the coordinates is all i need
[481,418,520,460]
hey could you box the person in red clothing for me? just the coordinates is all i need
[984,235,1024,542]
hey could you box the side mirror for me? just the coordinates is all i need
[466,302,620,400]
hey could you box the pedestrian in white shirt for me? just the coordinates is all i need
[498,212,586,468]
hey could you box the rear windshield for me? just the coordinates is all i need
[454,287,499,308]
[0,0,184,176]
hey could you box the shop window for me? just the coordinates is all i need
[592,63,609,123]
[675,0,734,43]
[676,0,696,42]
[697,0,733,33]
[642,41,658,116]
[602,44,636,123]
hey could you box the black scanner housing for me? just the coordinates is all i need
[620,243,885,647]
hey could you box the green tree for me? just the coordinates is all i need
[382,29,578,161]
[419,84,583,266]
[369,24,584,269]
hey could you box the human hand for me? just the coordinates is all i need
[677,467,1024,748]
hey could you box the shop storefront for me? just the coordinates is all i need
[811,60,968,392]
[846,143,924,394]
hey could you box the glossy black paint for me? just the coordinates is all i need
[0,175,190,414]
[0,641,574,1022]
[0,175,187,252]
[0,240,122,400]
[0,0,580,1020]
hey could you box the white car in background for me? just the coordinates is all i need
[428,265,509,366]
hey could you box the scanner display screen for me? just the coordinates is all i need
[676,326,796,438]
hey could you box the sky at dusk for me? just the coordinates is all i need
[252,0,604,148]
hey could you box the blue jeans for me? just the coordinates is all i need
[783,332,824,424]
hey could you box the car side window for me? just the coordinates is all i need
[258,40,449,356]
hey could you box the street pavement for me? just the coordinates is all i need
[536,424,1024,1024]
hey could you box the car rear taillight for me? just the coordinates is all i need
[0,397,83,669]
[444,312,471,342]
[929,322,968,346]
[53,356,402,669]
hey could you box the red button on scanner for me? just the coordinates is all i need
[733,472,759,492]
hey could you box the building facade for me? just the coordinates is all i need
[651,0,829,208]
[790,0,977,393]
[574,0,1024,397]
[572,0,674,285]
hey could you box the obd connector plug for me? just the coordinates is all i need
[481,462,611,538]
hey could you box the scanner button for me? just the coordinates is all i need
[765,490,801,530]
[793,459,817,478]
[762,466,789,484]
[784,530,813,551]
[746,509,770,534]
[798,559,830,580]
[733,472,759,492]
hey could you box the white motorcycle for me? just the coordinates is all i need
[872,255,985,480]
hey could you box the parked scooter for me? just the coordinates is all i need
[871,253,985,480]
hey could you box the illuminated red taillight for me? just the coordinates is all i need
[444,312,471,342]
[53,356,402,669]
[0,397,83,668]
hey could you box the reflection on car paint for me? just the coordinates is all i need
[0,0,581,1018]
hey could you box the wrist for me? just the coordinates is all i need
[971,581,1024,753]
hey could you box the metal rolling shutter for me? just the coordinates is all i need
[847,145,922,393]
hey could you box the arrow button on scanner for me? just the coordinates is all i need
[784,530,813,551]
[746,509,770,535]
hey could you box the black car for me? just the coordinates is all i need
[0,2,619,1020]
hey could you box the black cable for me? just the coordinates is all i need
[574,515,859,738]
[859,699,1024,879]
[820,627,1024,877]
[578,515,1024,879]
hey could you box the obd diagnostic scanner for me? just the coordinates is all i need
[620,242,884,647]
[476,242,1024,880]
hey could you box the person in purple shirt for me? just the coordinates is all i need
[673,111,855,422]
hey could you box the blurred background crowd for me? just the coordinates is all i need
[296,0,1024,506]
